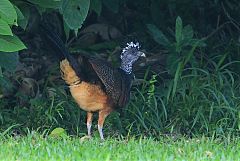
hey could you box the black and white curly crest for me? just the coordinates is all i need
[121,42,140,59]
[120,41,145,74]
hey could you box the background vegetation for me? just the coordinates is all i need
[0,0,240,139]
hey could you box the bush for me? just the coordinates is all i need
[0,0,240,139]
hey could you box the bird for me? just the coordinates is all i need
[40,24,145,140]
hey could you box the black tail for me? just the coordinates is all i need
[40,23,69,60]
[40,23,83,79]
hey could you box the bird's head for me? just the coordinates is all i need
[120,42,145,74]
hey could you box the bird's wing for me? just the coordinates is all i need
[89,58,132,107]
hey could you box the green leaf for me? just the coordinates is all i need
[27,0,61,9]
[49,127,67,137]
[167,53,180,76]
[102,0,119,13]
[0,35,26,52]
[147,24,170,47]
[63,21,70,40]
[14,5,28,30]
[0,52,19,71]
[183,40,200,66]
[0,75,14,98]
[0,19,12,35]
[175,16,183,53]
[13,2,31,29]
[90,0,102,16]
[172,61,183,99]
[0,0,17,25]
[62,0,90,30]
[182,25,193,41]
[175,16,183,44]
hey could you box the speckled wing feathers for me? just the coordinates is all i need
[89,59,132,107]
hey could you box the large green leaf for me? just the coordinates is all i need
[182,25,193,41]
[27,0,61,9]
[102,0,119,13]
[175,16,183,44]
[0,19,12,35]
[0,0,17,25]
[175,16,183,53]
[14,5,28,30]
[62,0,90,30]
[167,53,180,76]
[63,21,70,40]
[0,35,26,52]
[147,24,170,47]
[0,52,19,71]
[90,0,102,16]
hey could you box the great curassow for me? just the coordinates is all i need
[40,24,145,140]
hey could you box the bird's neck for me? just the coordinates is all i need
[120,61,133,74]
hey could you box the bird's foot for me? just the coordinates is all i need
[98,125,105,140]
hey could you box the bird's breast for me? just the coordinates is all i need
[69,81,113,112]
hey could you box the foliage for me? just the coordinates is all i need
[0,0,25,74]
[127,61,240,138]
[0,0,240,140]
[0,0,26,51]
[0,0,90,70]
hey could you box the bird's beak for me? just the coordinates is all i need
[139,51,146,57]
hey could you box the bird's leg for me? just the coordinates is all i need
[86,112,93,137]
[98,108,112,140]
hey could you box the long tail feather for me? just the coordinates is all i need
[40,23,83,81]
[40,23,69,60]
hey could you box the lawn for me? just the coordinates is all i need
[0,135,239,161]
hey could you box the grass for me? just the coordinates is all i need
[0,134,239,161]
[125,58,240,138]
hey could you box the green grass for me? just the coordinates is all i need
[0,135,239,161]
